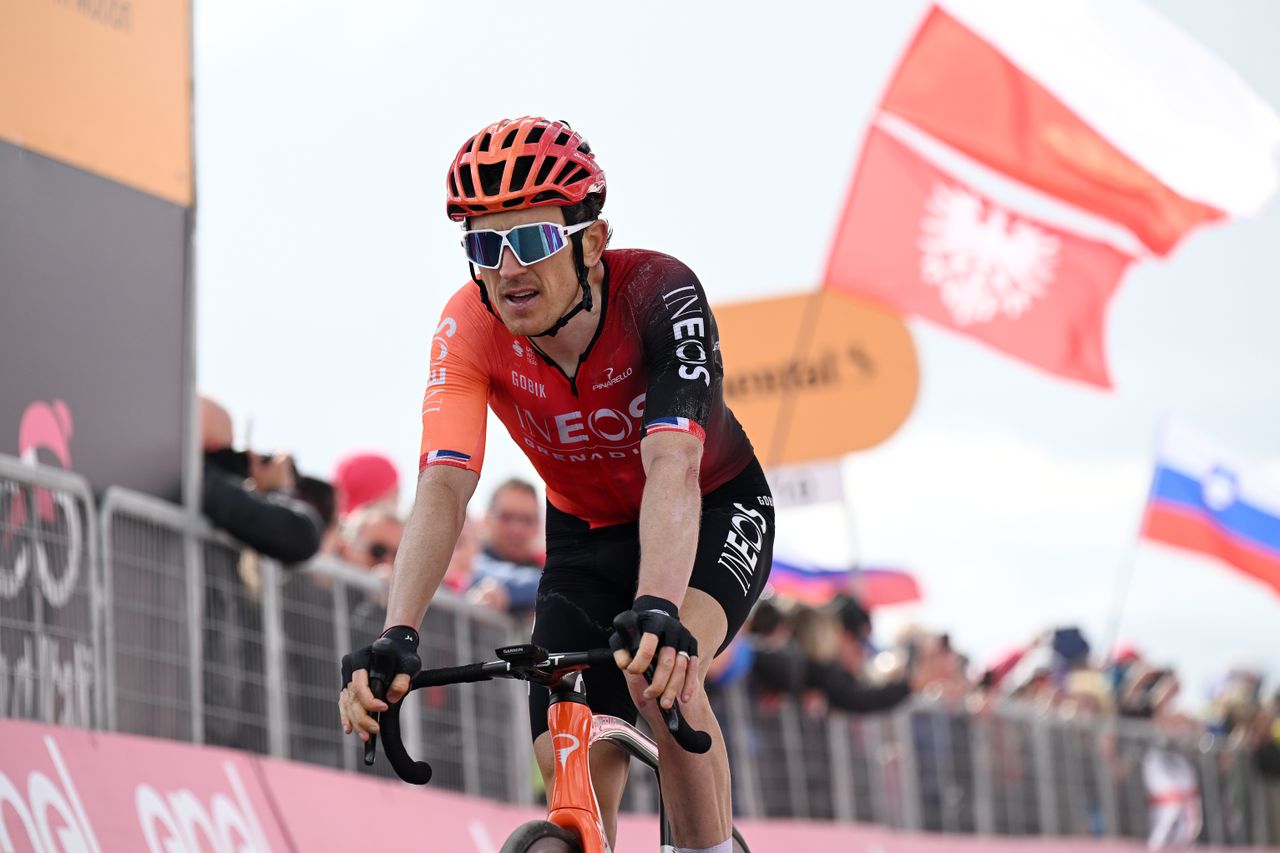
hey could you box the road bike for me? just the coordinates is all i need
[367,641,750,852]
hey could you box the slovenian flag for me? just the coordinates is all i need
[1141,421,1280,596]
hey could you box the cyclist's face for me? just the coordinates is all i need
[470,207,580,336]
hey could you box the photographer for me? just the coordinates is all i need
[199,396,323,564]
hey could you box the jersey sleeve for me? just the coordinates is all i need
[638,259,722,443]
[419,290,490,474]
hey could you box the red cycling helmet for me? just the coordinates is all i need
[446,117,606,221]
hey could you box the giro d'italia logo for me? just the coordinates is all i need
[918,183,1060,326]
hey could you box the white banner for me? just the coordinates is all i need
[766,459,846,508]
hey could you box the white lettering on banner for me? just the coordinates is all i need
[0,636,94,726]
[136,761,273,853]
[718,503,769,596]
[661,285,711,386]
[514,394,646,452]
[766,461,846,508]
[0,737,102,853]
[0,481,83,608]
[423,317,457,415]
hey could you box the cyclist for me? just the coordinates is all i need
[339,116,774,853]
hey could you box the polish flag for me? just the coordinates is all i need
[1142,421,1280,596]
[882,1,1280,256]
[825,128,1132,387]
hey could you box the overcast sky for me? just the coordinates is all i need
[193,1,1280,706]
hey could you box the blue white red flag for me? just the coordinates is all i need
[1142,421,1280,596]
[769,557,922,608]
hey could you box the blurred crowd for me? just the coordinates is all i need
[198,392,1279,845]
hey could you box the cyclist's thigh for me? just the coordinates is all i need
[688,457,775,657]
[528,505,640,741]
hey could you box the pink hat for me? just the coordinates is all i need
[333,453,399,517]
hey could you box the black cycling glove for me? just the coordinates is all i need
[609,595,699,660]
[341,625,422,694]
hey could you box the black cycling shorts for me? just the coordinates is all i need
[528,456,774,741]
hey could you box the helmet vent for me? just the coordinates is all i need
[457,166,476,198]
[478,132,493,152]
[501,127,519,149]
[478,162,504,195]
[525,126,546,144]
[447,173,458,197]
[530,190,568,205]
[554,161,578,184]
[554,131,571,146]
[535,156,557,186]
[501,198,524,208]
[509,155,534,192]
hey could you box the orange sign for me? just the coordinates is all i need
[0,0,191,205]
[715,290,918,466]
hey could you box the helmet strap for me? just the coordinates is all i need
[530,231,593,338]
[469,263,499,317]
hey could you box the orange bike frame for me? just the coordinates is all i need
[546,698,610,853]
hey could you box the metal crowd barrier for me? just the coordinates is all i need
[0,456,1274,845]
[0,455,101,730]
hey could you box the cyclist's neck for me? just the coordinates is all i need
[529,260,606,377]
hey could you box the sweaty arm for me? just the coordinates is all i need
[634,264,721,605]
[636,432,703,604]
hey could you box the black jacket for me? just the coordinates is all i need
[807,659,912,714]
[201,465,323,564]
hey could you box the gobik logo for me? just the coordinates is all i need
[1,400,81,608]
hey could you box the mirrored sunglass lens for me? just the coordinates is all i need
[464,231,504,267]
[507,223,564,265]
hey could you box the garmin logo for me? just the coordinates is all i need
[511,371,547,399]
[591,366,633,391]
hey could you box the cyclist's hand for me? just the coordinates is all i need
[338,626,421,741]
[609,596,699,710]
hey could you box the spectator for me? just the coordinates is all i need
[1253,690,1280,842]
[332,452,400,520]
[295,474,339,554]
[467,478,543,615]
[803,595,914,714]
[199,396,323,564]
[443,515,479,595]
[337,505,404,583]
[744,596,805,701]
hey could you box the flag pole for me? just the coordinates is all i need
[764,289,825,470]
[1101,422,1163,660]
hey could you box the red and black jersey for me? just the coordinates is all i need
[419,248,755,527]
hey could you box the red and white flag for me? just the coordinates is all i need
[825,129,1131,387]
[882,0,1280,257]
[825,0,1280,385]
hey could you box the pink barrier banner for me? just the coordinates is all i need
[1,719,1268,852]
[0,718,290,852]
